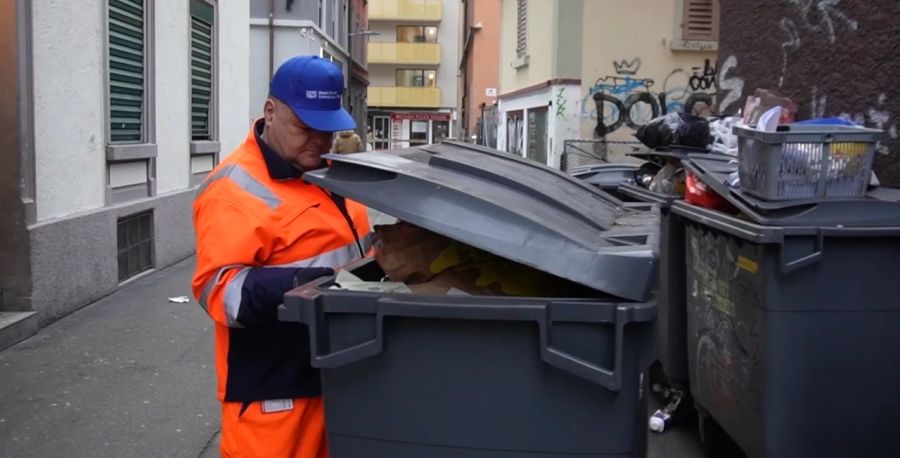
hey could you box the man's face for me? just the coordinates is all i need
[263,98,334,171]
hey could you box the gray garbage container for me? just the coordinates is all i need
[619,184,688,387]
[672,200,900,458]
[279,142,660,457]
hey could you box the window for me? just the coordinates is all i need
[107,0,156,203]
[397,26,438,43]
[396,69,437,87]
[516,0,527,57]
[117,211,154,282]
[682,0,720,41]
[108,0,149,144]
[190,0,214,141]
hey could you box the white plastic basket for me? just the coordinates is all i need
[735,125,882,201]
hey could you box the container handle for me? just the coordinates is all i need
[303,296,630,390]
[780,230,824,273]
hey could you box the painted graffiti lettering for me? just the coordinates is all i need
[555,87,567,119]
[786,0,858,44]
[689,59,718,91]
[582,58,718,136]
[717,55,745,114]
[779,18,801,88]
[612,58,642,76]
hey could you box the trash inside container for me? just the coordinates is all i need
[672,200,900,458]
[279,141,660,457]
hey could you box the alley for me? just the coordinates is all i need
[0,257,704,457]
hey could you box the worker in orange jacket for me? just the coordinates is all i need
[192,55,371,458]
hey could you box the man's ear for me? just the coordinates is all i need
[263,98,277,126]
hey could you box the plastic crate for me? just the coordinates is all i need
[734,125,882,201]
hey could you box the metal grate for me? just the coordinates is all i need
[190,0,214,141]
[117,212,153,282]
[108,0,146,143]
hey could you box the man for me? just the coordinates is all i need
[192,56,371,458]
[331,129,364,154]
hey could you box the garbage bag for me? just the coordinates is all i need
[635,112,711,150]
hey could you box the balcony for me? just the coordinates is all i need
[368,86,441,108]
[368,0,442,22]
[368,42,441,65]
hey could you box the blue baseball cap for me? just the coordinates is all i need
[269,55,356,132]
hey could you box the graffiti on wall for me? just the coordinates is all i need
[779,0,858,88]
[581,58,718,137]
[717,55,745,114]
[555,87,567,119]
[811,87,899,155]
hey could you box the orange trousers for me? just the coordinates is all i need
[220,397,328,458]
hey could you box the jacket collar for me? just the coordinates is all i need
[254,119,302,180]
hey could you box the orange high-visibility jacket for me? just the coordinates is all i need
[192,119,371,402]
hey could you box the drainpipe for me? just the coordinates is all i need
[268,0,275,81]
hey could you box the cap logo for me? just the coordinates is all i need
[306,90,318,99]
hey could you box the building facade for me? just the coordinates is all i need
[497,0,720,168]
[249,0,352,121]
[459,0,501,147]
[365,0,461,149]
[0,0,250,345]
[496,0,583,169]
[580,0,720,147]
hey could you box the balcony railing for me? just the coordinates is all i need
[368,86,441,108]
[368,0,442,21]
[368,42,441,65]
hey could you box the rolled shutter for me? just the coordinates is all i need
[191,0,214,141]
[108,0,145,143]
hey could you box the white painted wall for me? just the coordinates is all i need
[31,0,250,217]
[32,0,106,221]
[497,83,580,168]
[154,0,191,193]
[219,1,252,156]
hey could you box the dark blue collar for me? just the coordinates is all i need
[254,119,301,180]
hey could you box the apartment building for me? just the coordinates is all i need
[0,0,249,346]
[366,0,461,149]
[459,0,501,147]
[496,0,583,168]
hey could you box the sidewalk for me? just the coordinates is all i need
[0,257,220,458]
[0,254,704,458]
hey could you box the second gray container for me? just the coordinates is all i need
[673,200,900,458]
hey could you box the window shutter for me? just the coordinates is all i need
[516,0,527,57]
[683,0,719,41]
[108,0,145,143]
[190,0,214,141]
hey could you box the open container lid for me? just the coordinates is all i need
[304,141,659,302]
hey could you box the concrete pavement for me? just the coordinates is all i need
[0,255,705,457]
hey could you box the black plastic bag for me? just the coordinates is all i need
[635,112,711,150]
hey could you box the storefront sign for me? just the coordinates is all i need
[390,112,451,122]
